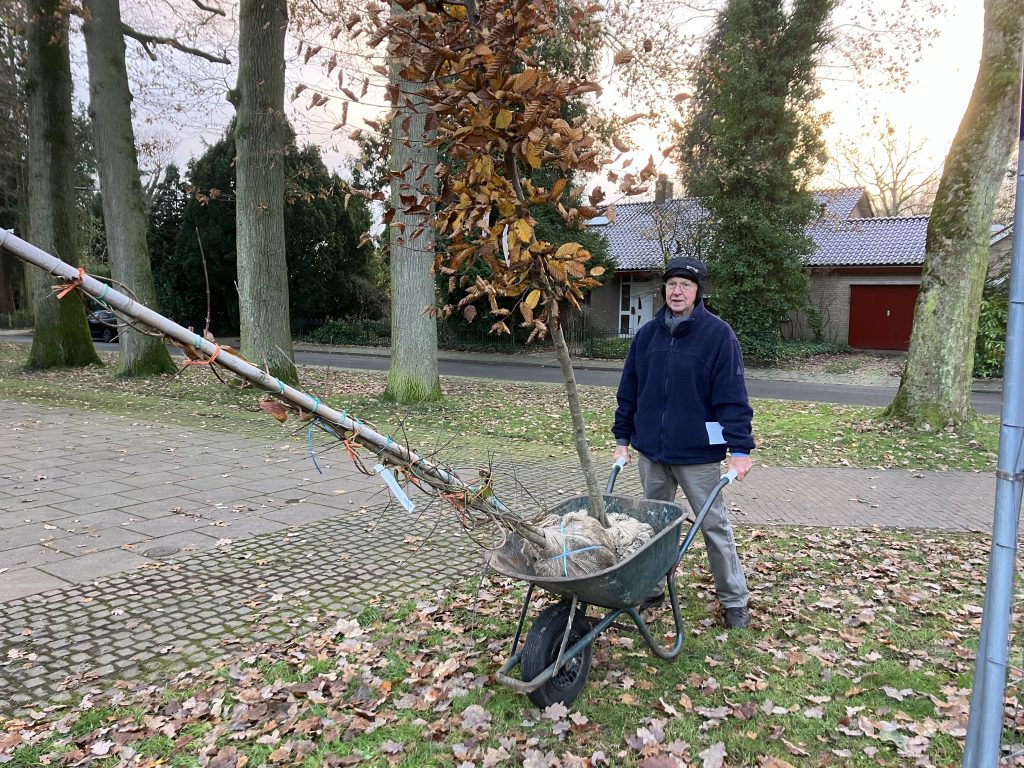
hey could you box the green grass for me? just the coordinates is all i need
[134,734,175,759]
[0,343,999,471]
[0,343,1011,766]
[3,737,67,767]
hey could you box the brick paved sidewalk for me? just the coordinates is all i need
[0,401,489,714]
[0,400,996,715]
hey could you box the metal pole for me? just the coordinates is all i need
[0,229,514,519]
[962,75,1024,768]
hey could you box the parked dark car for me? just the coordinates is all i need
[87,309,119,342]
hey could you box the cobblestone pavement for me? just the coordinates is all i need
[0,399,997,716]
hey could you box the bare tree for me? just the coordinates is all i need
[381,1,440,404]
[116,0,235,145]
[24,0,100,369]
[229,0,297,384]
[0,0,28,316]
[885,0,1024,426]
[82,0,177,376]
[832,116,941,216]
[640,179,716,266]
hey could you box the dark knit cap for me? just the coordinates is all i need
[662,257,707,289]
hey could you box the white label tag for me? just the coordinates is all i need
[705,421,726,445]
[373,463,416,513]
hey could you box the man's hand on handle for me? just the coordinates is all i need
[728,454,752,481]
[614,445,750,479]
[613,445,631,466]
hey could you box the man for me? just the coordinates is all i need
[612,256,754,629]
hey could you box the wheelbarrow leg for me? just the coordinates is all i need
[623,575,686,660]
[508,583,536,658]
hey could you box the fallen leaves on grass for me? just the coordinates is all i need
[4,526,1022,767]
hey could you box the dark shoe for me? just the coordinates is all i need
[724,606,750,629]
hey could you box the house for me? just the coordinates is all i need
[585,184,937,351]
[987,223,1014,285]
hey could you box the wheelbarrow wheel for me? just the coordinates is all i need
[521,602,592,708]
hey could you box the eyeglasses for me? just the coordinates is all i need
[665,280,697,294]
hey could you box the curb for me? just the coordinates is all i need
[1,332,1004,393]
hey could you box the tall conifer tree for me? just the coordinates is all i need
[679,0,835,357]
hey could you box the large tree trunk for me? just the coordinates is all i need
[886,0,1024,427]
[0,254,15,314]
[0,7,26,317]
[82,0,175,377]
[383,3,441,404]
[24,0,99,369]
[230,0,297,385]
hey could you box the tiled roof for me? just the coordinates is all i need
[808,216,929,267]
[587,187,927,270]
[589,198,708,271]
[991,223,1013,245]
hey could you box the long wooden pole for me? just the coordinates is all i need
[0,228,517,521]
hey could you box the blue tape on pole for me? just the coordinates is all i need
[307,424,323,474]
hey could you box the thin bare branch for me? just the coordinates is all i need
[189,0,226,16]
[121,23,231,65]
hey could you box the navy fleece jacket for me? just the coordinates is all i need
[612,302,755,465]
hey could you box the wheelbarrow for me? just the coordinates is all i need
[486,459,736,707]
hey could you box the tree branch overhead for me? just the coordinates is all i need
[121,23,231,65]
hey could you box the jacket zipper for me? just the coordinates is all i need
[658,329,675,462]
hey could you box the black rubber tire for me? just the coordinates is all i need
[521,602,592,708]
[102,327,117,343]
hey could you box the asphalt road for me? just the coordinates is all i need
[293,348,1002,414]
[2,333,1003,414]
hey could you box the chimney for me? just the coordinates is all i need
[655,174,673,205]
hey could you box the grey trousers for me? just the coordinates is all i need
[638,455,749,608]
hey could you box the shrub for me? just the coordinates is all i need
[738,330,782,366]
[775,339,851,361]
[584,336,631,359]
[975,294,1007,378]
[0,310,33,329]
[309,318,390,347]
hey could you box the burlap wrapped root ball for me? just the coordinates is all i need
[523,511,655,578]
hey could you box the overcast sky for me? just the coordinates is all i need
[70,0,987,191]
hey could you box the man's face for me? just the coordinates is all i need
[664,276,698,316]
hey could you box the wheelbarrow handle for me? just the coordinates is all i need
[606,456,627,494]
[608,461,733,495]
[678,471,736,559]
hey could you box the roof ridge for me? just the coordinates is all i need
[603,189,864,212]
[842,215,930,223]
[812,186,865,194]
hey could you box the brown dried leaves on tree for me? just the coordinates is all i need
[355,0,631,340]
[353,0,665,523]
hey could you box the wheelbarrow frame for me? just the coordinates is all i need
[489,466,736,702]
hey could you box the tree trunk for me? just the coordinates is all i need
[231,0,297,385]
[383,3,441,404]
[549,299,608,524]
[886,0,1024,427]
[24,0,99,369]
[0,253,15,314]
[81,0,175,377]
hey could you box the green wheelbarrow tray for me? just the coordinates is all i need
[487,469,735,708]
[485,493,686,610]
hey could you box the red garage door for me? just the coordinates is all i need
[848,284,918,350]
